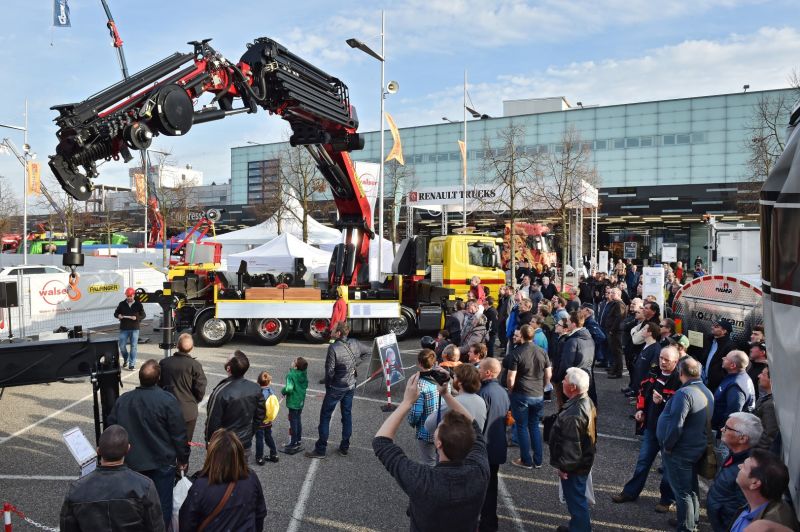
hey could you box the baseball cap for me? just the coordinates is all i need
[125,287,135,297]
[677,335,690,349]
[749,341,766,351]
[713,319,733,334]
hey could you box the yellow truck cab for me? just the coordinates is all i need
[427,234,505,301]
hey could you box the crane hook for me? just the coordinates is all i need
[67,271,82,301]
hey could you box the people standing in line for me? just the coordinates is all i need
[205,350,265,460]
[373,372,490,532]
[602,288,627,379]
[506,325,551,470]
[159,333,207,444]
[621,298,644,387]
[59,425,165,532]
[753,365,780,452]
[540,275,558,301]
[179,429,267,532]
[656,357,714,532]
[254,371,279,465]
[549,367,597,532]
[477,358,510,532]
[115,287,146,371]
[530,283,544,314]
[712,350,756,464]
[552,296,570,323]
[407,349,441,466]
[107,360,188,528]
[747,342,768,398]
[281,357,309,453]
[566,287,582,313]
[497,286,512,355]
[729,449,799,531]
[461,300,488,355]
[505,291,525,343]
[516,298,535,328]
[551,317,571,408]
[628,322,662,398]
[612,346,680,512]
[482,297,498,358]
[446,300,467,346]
[306,321,371,459]
[706,412,762,532]
[531,315,549,352]
[554,313,595,407]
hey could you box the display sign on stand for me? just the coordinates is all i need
[62,426,97,478]
[642,267,666,313]
[361,333,405,412]
[662,243,678,263]
[598,251,609,274]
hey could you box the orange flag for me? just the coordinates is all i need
[26,162,41,196]
[458,140,467,179]
[384,112,405,166]
[134,173,147,204]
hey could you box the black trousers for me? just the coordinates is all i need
[608,333,624,375]
[479,463,500,532]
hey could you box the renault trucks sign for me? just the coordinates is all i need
[407,185,499,210]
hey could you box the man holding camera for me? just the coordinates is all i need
[373,370,490,532]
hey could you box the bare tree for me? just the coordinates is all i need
[278,145,327,242]
[384,160,417,243]
[0,175,20,234]
[479,123,538,284]
[528,127,600,281]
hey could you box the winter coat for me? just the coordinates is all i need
[478,379,510,465]
[205,376,265,448]
[712,371,755,431]
[702,334,736,393]
[159,351,207,423]
[707,449,750,532]
[549,394,597,475]
[179,470,267,532]
[282,368,309,410]
[114,299,146,330]
[461,315,488,352]
[656,379,714,461]
[324,337,371,390]
[555,328,595,384]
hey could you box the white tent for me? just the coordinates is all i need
[319,235,396,280]
[228,233,332,275]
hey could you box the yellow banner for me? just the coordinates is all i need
[27,162,41,196]
[384,112,405,166]
[134,173,146,204]
[458,140,467,179]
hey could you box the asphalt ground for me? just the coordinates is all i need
[0,323,713,531]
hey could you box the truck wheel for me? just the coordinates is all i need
[383,308,415,340]
[248,318,290,346]
[302,319,329,343]
[196,313,234,347]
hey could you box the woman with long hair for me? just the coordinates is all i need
[179,429,266,531]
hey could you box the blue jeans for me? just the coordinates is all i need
[511,393,544,466]
[622,428,675,503]
[314,387,354,455]
[118,329,139,367]
[288,408,303,445]
[561,473,591,531]
[662,453,700,532]
[141,465,175,528]
[255,425,276,459]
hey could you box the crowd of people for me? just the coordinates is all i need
[57,275,798,532]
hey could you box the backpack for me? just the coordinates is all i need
[263,390,280,425]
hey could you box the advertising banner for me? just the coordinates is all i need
[642,266,665,312]
[661,243,678,263]
[28,272,125,317]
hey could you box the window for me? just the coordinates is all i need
[614,139,625,149]
[663,134,676,145]
[676,133,691,144]
[44,267,63,274]
[625,137,640,148]
[593,140,607,150]
[467,243,495,268]
[692,132,705,143]
[640,136,653,147]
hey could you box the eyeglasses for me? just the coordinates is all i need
[721,425,743,435]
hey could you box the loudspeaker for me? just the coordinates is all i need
[0,281,19,308]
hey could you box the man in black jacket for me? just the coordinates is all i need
[555,312,596,407]
[373,372,490,532]
[205,350,265,456]
[482,297,499,358]
[114,287,146,371]
[602,287,627,378]
[108,360,188,528]
[159,333,207,443]
[307,321,371,458]
[478,358,510,532]
[60,425,164,532]
[550,367,597,532]
[701,319,736,393]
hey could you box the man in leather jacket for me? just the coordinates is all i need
[307,321,371,458]
[205,350,265,457]
[60,425,164,532]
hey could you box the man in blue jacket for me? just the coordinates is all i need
[656,357,713,532]
[477,357,510,532]
[706,412,762,532]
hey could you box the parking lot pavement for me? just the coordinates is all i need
[0,327,711,530]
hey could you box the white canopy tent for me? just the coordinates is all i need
[319,235,396,282]
[228,233,333,278]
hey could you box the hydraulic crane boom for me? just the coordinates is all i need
[49,37,372,286]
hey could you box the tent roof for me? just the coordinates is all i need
[228,233,332,273]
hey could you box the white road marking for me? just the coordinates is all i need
[498,475,526,532]
[0,475,77,481]
[286,458,320,532]
[598,432,638,442]
[0,371,138,446]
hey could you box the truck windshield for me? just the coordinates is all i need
[468,243,496,268]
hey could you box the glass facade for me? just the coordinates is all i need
[230,88,792,204]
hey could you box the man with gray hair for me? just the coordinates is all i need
[656,357,714,532]
[711,350,756,437]
[549,367,597,532]
[706,412,763,531]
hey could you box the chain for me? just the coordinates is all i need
[4,503,60,532]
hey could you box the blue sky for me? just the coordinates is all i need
[1,0,799,200]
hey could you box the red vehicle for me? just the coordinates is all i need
[502,222,558,275]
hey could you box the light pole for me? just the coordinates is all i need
[347,10,387,277]
[0,100,29,264]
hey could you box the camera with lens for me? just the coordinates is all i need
[419,368,451,386]
[420,335,436,350]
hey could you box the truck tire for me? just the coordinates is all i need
[383,307,416,340]
[302,319,329,343]
[196,312,234,347]
[248,318,290,346]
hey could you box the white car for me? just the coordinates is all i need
[0,265,68,279]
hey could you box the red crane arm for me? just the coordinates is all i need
[49,38,371,287]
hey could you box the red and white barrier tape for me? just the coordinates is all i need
[3,502,59,532]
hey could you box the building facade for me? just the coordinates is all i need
[231,89,794,264]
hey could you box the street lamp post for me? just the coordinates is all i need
[0,100,29,265]
[347,10,387,278]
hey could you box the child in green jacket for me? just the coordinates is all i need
[282,357,309,452]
